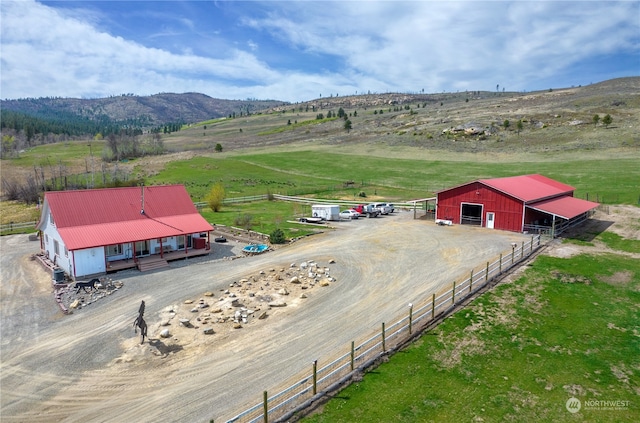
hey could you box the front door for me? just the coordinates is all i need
[135,240,150,257]
[486,212,495,229]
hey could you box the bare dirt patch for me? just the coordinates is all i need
[599,270,633,286]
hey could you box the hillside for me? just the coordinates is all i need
[0,77,638,204]
[162,77,640,155]
[0,93,287,129]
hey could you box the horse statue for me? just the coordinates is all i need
[133,300,148,344]
[74,278,100,294]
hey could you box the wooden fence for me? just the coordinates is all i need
[222,235,543,423]
[0,221,37,233]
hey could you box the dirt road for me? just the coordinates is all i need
[1,211,529,422]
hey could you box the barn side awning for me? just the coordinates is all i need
[527,196,599,220]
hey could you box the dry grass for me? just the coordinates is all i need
[0,201,39,225]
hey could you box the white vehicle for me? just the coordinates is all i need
[311,204,340,221]
[370,203,393,215]
[380,203,395,213]
[339,209,360,220]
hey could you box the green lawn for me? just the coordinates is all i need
[200,199,321,240]
[303,251,639,422]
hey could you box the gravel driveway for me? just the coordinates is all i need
[0,211,529,422]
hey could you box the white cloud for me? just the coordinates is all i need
[0,1,281,99]
[0,1,638,102]
[245,1,639,93]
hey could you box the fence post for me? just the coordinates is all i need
[512,244,515,265]
[499,253,503,274]
[452,281,456,305]
[431,293,436,319]
[485,261,489,282]
[530,236,534,255]
[263,390,269,423]
[521,241,525,259]
[381,322,386,353]
[351,341,355,371]
[312,360,318,395]
[469,269,473,292]
[408,303,413,335]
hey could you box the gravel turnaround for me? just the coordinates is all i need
[0,211,530,422]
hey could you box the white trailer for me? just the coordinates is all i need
[311,204,340,221]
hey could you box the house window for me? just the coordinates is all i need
[106,244,123,257]
[177,236,185,249]
[45,234,49,244]
[64,247,68,257]
[54,240,60,256]
[49,213,55,225]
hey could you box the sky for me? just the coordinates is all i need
[1,0,638,102]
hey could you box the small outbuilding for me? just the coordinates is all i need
[36,184,214,279]
[435,174,599,234]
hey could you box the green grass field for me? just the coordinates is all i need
[142,150,640,204]
[302,247,640,423]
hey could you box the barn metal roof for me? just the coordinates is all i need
[38,185,213,250]
[527,196,600,220]
[478,174,575,203]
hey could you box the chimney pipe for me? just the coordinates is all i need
[140,184,145,214]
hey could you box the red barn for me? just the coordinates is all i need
[436,174,599,234]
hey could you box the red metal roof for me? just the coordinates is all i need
[479,174,575,202]
[38,185,213,250]
[527,196,600,220]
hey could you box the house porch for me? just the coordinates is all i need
[106,247,211,273]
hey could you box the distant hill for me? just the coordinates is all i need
[0,93,288,133]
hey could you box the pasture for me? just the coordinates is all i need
[302,240,640,423]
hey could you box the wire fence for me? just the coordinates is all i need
[222,234,543,423]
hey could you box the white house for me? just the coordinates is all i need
[36,185,214,279]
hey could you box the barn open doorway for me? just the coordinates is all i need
[461,203,483,226]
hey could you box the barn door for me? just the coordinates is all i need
[486,212,495,229]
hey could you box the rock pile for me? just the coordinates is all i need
[153,259,336,344]
[57,277,123,312]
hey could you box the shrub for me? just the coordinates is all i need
[234,213,253,231]
[206,182,225,212]
[358,191,367,198]
[270,228,286,244]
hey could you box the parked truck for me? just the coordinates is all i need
[370,203,393,215]
[353,204,380,218]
